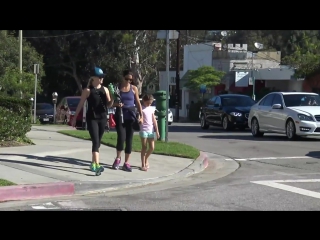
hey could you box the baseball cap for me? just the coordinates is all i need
[90,67,106,78]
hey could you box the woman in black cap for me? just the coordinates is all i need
[72,67,114,176]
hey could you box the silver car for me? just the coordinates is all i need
[248,92,320,140]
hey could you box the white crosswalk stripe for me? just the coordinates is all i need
[27,200,126,211]
[225,156,318,162]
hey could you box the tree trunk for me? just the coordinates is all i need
[131,61,142,95]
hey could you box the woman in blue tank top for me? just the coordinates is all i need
[112,70,143,172]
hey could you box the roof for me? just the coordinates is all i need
[252,68,297,80]
[219,94,251,97]
[280,92,318,95]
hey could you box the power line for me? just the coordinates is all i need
[23,30,95,39]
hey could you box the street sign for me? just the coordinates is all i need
[200,84,206,94]
[157,30,179,40]
[249,77,253,85]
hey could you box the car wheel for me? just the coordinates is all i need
[222,115,232,131]
[251,118,264,137]
[286,119,297,140]
[200,115,209,129]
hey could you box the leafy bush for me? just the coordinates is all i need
[0,96,32,141]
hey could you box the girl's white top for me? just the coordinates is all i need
[141,106,155,132]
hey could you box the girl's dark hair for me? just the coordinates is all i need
[142,94,154,101]
[123,69,133,77]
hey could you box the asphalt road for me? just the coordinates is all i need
[2,122,320,211]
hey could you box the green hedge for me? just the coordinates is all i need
[0,96,32,141]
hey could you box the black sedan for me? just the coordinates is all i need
[199,94,255,131]
[35,103,54,124]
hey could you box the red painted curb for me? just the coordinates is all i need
[197,152,209,170]
[0,182,75,202]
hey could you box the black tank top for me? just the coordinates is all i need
[86,86,107,120]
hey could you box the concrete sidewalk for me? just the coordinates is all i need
[0,126,208,202]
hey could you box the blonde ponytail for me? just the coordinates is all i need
[87,77,94,88]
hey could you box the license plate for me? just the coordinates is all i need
[43,118,49,121]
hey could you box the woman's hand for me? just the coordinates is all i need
[139,116,143,123]
[117,103,124,107]
[71,117,77,128]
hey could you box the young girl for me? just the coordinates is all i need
[139,94,160,171]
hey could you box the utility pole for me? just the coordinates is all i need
[19,30,23,99]
[185,30,189,44]
[175,30,181,122]
[165,30,170,142]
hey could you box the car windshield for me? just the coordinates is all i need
[222,96,255,107]
[67,98,80,108]
[283,94,320,107]
[37,104,53,110]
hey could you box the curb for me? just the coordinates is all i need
[0,182,74,203]
[0,152,208,202]
[74,151,209,195]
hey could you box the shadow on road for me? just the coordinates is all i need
[0,153,141,176]
[198,134,320,142]
[306,151,320,158]
[168,125,250,133]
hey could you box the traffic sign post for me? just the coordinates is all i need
[200,84,206,99]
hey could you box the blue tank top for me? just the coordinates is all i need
[120,84,135,107]
[115,84,135,121]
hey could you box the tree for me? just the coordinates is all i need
[27,30,128,93]
[122,30,165,94]
[282,34,320,78]
[0,31,44,98]
[0,68,40,98]
[184,66,225,90]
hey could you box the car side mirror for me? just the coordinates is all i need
[272,104,282,109]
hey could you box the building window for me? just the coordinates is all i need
[169,85,182,108]
[170,77,176,84]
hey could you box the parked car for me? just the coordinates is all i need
[248,92,320,140]
[200,94,255,130]
[139,98,173,125]
[56,96,82,127]
[35,103,54,124]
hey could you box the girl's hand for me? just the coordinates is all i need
[156,131,160,139]
[139,116,143,123]
[118,103,123,108]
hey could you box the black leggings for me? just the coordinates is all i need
[116,120,134,154]
[87,118,107,152]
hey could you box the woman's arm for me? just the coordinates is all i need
[74,88,90,119]
[104,87,114,108]
[133,85,142,116]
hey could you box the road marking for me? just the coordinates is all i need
[57,200,88,209]
[251,179,320,199]
[225,156,316,161]
[31,202,60,210]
